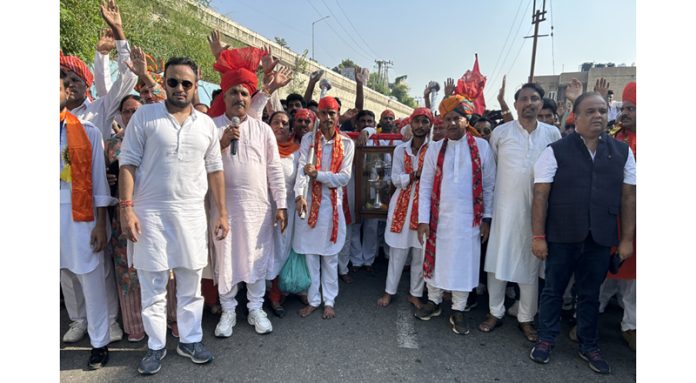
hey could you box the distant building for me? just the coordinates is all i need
[535,64,636,103]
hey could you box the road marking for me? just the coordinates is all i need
[61,346,147,352]
[396,298,419,349]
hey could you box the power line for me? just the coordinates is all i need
[488,0,534,92]
[334,0,380,58]
[488,0,527,82]
[306,0,374,64]
[318,0,376,61]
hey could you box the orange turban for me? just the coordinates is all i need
[294,108,316,124]
[60,52,94,87]
[318,96,340,111]
[410,107,433,122]
[439,95,475,117]
[381,109,395,119]
[208,47,267,118]
[622,82,636,105]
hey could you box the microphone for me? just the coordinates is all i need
[229,116,240,155]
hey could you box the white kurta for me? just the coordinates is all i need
[267,151,300,279]
[384,140,427,250]
[70,40,138,140]
[293,131,355,256]
[418,136,496,292]
[485,121,561,284]
[119,103,223,272]
[60,119,117,274]
[209,114,287,294]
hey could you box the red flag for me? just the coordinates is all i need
[455,54,487,116]
[472,54,486,115]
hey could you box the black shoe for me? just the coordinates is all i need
[414,301,442,320]
[88,346,109,370]
[449,310,470,335]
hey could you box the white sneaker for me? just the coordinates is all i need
[110,321,124,343]
[247,309,273,334]
[215,311,236,338]
[63,321,87,343]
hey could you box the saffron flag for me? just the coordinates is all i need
[455,54,487,116]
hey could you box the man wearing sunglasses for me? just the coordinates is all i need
[119,57,229,375]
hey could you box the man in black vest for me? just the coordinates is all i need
[528,92,636,374]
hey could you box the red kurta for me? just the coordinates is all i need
[609,128,636,280]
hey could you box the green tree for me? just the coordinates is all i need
[332,58,358,73]
[390,80,418,108]
[274,37,288,49]
[367,72,389,96]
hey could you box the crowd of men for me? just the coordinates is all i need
[60,0,636,376]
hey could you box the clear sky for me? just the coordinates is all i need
[209,0,635,108]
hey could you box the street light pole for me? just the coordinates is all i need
[312,15,330,61]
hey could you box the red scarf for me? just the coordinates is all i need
[390,142,428,233]
[277,140,300,158]
[423,133,483,278]
[307,130,346,243]
[614,128,636,159]
[60,110,94,222]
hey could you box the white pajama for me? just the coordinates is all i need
[220,279,266,312]
[60,254,120,326]
[139,268,203,350]
[599,278,636,331]
[427,283,469,312]
[384,247,424,297]
[61,262,110,348]
[487,273,538,322]
[338,224,354,275]
[306,254,339,307]
[350,219,379,267]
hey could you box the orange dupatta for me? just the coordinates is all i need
[307,130,345,243]
[60,110,94,222]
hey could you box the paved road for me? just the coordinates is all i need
[60,257,636,382]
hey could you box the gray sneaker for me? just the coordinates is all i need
[414,301,441,320]
[177,342,214,364]
[449,310,470,335]
[138,348,167,375]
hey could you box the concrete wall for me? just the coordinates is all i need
[534,67,636,103]
[187,1,414,118]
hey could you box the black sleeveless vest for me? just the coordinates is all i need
[546,132,629,247]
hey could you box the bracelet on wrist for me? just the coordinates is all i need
[532,235,545,240]
[119,200,134,208]
[501,110,511,116]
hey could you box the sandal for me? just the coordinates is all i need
[271,303,286,318]
[478,313,503,333]
[518,321,539,342]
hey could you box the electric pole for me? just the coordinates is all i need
[525,0,548,83]
[375,59,393,88]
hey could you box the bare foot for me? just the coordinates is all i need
[377,293,392,307]
[407,295,423,310]
[298,305,318,318]
[298,294,309,306]
[322,306,336,319]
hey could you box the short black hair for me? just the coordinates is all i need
[119,94,143,111]
[164,57,198,79]
[514,83,545,101]
[475,117,493,126]
[285,93,306,107]
[307,100,319,109]
[573,91,607,114]
[60,68,69,88]
[356,110,375,121]
[541,98,557,114]
[211,89,222,102]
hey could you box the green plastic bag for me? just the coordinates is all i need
[279,250,311,294]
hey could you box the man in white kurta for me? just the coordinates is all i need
[210,86,287,337]
[416,96,496,335]
[119,59,228,375]
[481,84,561,341]
[60,75,115,369]
[377,108,432,309]
[294,97,354,320]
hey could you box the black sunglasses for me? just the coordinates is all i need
[166,78,194,90]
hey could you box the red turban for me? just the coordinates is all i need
[410,107,433,122]
[60,51,94,87]
[318,96,340,111]
[294,108,316,124]
[566,112,575,126]
[622,81,636,105]
[208,47,267,118]
[381,109,395,119]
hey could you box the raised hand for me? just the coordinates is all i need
[594,77,610,100]
[261,45,279,75]
[497,75,507,105]
[100,0,123,30]
[309,69,324,83]
[355,67,369,85]
[264,65,293,93]
[565,78,583,103]
[444,77,455,97]
[125,45,148,77]
[96,28,115,55]
[207,30,229,59]
[424,84,431,98]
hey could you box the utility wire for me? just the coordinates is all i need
[488,0,527,82]
[334,0,380,59]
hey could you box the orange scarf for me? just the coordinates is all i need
[277,140,300,158]
[60,110,94,222]
[390,142,428,233]
[307,130,345,243]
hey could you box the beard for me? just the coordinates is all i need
[167,97,191,108]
